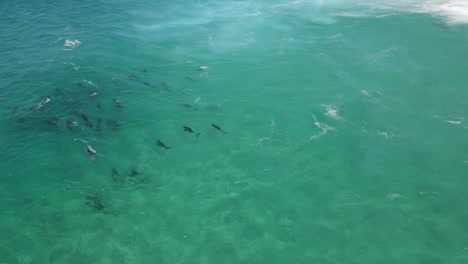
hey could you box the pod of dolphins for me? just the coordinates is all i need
[10,67,228,213]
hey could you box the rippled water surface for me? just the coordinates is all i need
[1,0,468,263]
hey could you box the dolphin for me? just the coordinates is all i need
[86,145,96,157]
[37,96,51,109]
[81,113,89,122]
[161,81,172,91]
[183,126,200,137]
[47,117,59,127]
[96,118,102,130]
[113,99,125,109]
[211,124,227,134]
[156,140,171,149]
[185,76,196,82]
[128,75,140,82]
[85,193,107,214]
[66,118,77,130]
[182,103,197,111]
[81,113,93,128]
[106,119,119,130]
[111,168,124,183]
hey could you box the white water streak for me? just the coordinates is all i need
[308,115,334,141]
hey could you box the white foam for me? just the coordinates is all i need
[414,0,467,24]
[63,62,80,70]
[83,79,96,87]
[282,0,468,24]
[256,119,276,146]
[198,66,210,71]
[360,89,370,96]
[446,120,461,125]
[63,39,81,49]
[386,193,406,200]
[369,0,468,24]
[315,120,335,132]
[377,130,391,138]
[308,115,334,141]
[366,45,406,63]
[323,104,342,120]
[419,191,441,198]
[327,33,344,39]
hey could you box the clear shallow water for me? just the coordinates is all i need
[1,0,468,263]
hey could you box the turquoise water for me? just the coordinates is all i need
[1,0,468,263]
